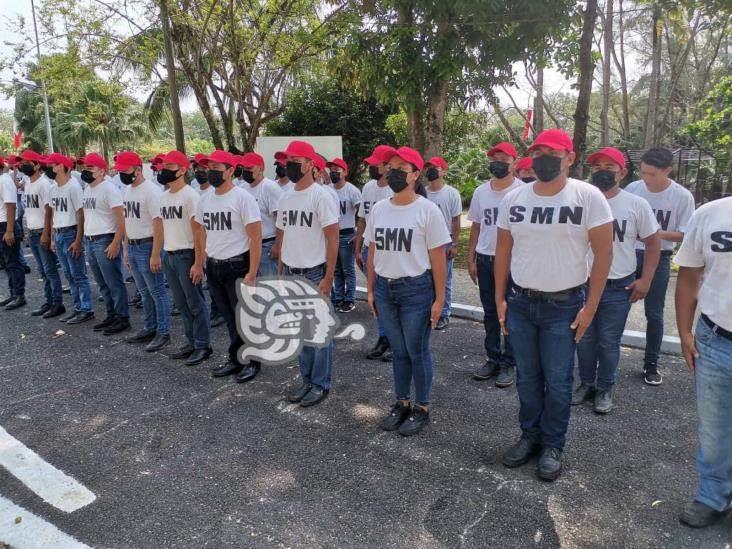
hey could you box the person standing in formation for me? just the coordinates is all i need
[514,156,536,183]
[275,140,339,407]
[625,148,695,385]
[424,156,461,331]
[327,157,361,313]
[467,142,523,387]
[495,129,613,481]
[0,157,26,310]
[355,145,395,361]
[274,159,295,192]
[573,147,661,413]
[195,150,263,383]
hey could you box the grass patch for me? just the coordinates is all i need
[454,226,471,271]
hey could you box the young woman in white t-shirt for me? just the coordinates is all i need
[365,146,451,437]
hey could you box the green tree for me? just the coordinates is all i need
[685,76,732,153]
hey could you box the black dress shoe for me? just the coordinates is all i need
[145,333,170,352]
[0,296,14,307]
[366,336,389,360]
[211,361,244,377]
[168,344,194,359]
[286,382,312,403]
[679,501,729,528]
[126,328,156,343]
[537,447,563,481]
[31,303,51,316]
[42,304,66,319]
[184,347,213,366]
[300,386,329,407]
[66,311,94,324]
[60,309,79,323]
[103,318,131,335]
[5,296,27,310]
[93,316,116,331]
[234,363,261,383]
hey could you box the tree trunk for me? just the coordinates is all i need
[611,0,631,142]
[159,0,186,153]
[644,5,662,148]
[600,0,613,146]
[407,103,426,155]
[490,98,527,155]
[533,64,544,133]
[571,0,599,177]
[424,79,449,159]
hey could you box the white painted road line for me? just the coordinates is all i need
[0,495,90,548]
[0,426,96,513]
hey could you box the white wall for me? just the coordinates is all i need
[255,136,343,180]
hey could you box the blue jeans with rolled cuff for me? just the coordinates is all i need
[635,250,671,365]
[129,239,171,334]
[332,229,356,304]
[54,227,92,312]
[85,234,129,319]
[163,249,210,350]
[29,230,63,306]
[477,253,514,366]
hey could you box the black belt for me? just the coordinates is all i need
[476,253,495,262]
[605,274,635,288]
[339,228,355,235]
[208,253,249,265]
[638,249,674,257]
[262,236,276,243]
[54,225,77,234]
[286,263,324,275]
[85,233,115,242]
[701,314,732,342]
[512,283,584,302]
[165,248,193,255]
[380,270,431,284]
[128,237,153,246]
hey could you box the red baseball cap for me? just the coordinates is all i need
[205,150,237,167]
[20,150,45,164]
[5,154,21,166]
[274,158,286,167]
[160,150,190,170]
[486,142,518,159]
[425,156,448,170]
[313,155,327,172]
[364,145,396,166]
[192,153,209,168]
[528,129,574,153]
[275,140,319,163]
[326,157,348,172]
[383,146,424,171]
[587,147,626,169]
[113,151,143,171]
[81,153,107,170]
[240,152,264,168]
[514,157,533,171]
[46,153,73,170]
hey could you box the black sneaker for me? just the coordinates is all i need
[593,388,613,414]
[571,383,595,405]
[398,406,430,437]
[340,301,355,313]
[495,364,515,388]
[366,336,389,360]
[435,316,449,331]
[0,296,14,307]
[537,447,563,481]
[93,316,116,332]
[473,360,500,380]
[502,437,540,468]
[381,402,412,431]
[643,363,662,385]
[333,301,344,312]
[679,501,729,528]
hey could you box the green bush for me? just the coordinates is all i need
[445,148,491,207]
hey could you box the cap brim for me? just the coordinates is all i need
[527,142,567,152]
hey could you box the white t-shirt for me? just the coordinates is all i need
[322,183,340,213]
[275,183,339,269]
[426,184,462,236]
[23,175,53,230]
[159,185,199,252]
[278,180,295,193]
[358,179,394,246]
[109,174,126,193]
[0,173,17,224]
[82,179,124,236]
[50,179,84,229]
[674,197,732,331]
[123,180,163,240]
[365,196,452,279]
[594,190,659,279]
[497,178,613,292]
[467,178,524,256]
[240,178,283,239]
[334,182,362,230]
[624,179,695,251]
[190,179,201,193]
[195,186,261,260]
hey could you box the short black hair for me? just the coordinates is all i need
[641,148,673,169]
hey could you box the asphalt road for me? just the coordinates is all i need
[0,277,729,548]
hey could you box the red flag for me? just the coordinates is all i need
[13,132,23,150]
[523,109,534,142]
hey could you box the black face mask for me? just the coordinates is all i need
[233,166,244,179]
[368,165,381,180]
[275,164,287,179]
[532,155,563,183]
[286,161,304,183]
[426,167,440,182]
[489,161,510,179]
[329,171,341,184]
[207,169,225,188]
[119,171,135,185]
[241,169,255,184]
[521,176,536,183]
[43,166,57,180]
[157,168,179,185]
[81,170,95,184]
[387,169,409,193]
[194,170,208,184]
[19,163,36,177]
[590,170,617,192]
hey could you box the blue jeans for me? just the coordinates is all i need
[55,228,92,312]
[0,221,25,297]
[576,274,634,390]
[333,230,356,303]
[693,319,732,512]
[360,246,385,338]
[258,238,278,277]
[477,253,514,366]
[85,235,129,319]
[15,196,28,269]
[29,231,63,306]
[636,251,670,365]
[163,249,210,349]
[507,287,585,449]
[129,240,170,334]
[442,243,454,318]
[375,271,435,406]
[283,264,334,390]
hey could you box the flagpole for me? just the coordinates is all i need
[30,0,54,153]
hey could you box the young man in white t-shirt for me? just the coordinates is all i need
[275,140,339,408]
[495,129,613,481]
[674,196,732,528]
[424,156,461,331]
[625,147,695,385]
[46,153,94,324]
[355,144,396,361]
[80,153,131,335]
[574,147,661,413]
[514,156,536,183]
[467,142,523,387]
[158,150,212,366]
[274,159,295,192]
[196,150,262,383]
[0,158,25,309]
[327,157,361,313]
[239,152,283,278]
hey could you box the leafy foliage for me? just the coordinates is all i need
[444,148,491,207]
[685,76,732,153]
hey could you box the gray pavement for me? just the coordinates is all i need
[0,276,729,548]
